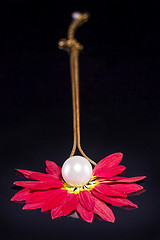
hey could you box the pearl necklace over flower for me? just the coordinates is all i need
[11,12,146,223]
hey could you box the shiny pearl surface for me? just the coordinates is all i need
[62,156,92,186]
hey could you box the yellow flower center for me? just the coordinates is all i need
[62,176,99,194]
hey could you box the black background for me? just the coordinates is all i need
[1,1,159,240]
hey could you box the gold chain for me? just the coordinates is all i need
[58,13,97,166]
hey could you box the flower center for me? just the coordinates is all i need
[62,176,98,194]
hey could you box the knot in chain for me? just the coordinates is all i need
[59,39,83,54]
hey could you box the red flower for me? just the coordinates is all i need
[11,153,146,223]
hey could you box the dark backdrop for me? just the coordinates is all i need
[1,1,159,240]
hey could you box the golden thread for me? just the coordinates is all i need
[68,13,89,40]
[58,13,97,166]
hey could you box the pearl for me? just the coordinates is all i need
[62,156,92,186]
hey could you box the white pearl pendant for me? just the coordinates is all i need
[62,156,92,186]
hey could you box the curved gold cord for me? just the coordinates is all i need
[58,13,97,166]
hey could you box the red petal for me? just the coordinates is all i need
[111,183,143,194]
[111,176,146,183]
[23,202,43,210]
[14,180,63,190]
[76,202,94,223]
[94,198,115,222]
[15,169,59,181]
[51,206,63,219]
[94,184,127,197]
[62,193,79,216]
[91,189,110,202]
[98,176,126,182]
[103,196,138,208]
[92,189,114,203]
[93,153,123,175]
[79,191,95,211]
[11,188,30,201]
[41,190,68,212]
[14,181,38,188]
[26,189,58,203]
[94,165,126,178]
[32,180,63,190]
[15,169,38,179]
[98,176,146,184]
[29,172,59,181]
[46,160,61,177]
[91,190,137,208]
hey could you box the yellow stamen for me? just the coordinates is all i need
[62,176,99,194]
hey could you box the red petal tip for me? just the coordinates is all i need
[10,197,16,201]
[135,176,146,181]
[141,176,147,179]
[15,169,27,173]
[126,203,138,209]
[110,218,115,223]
